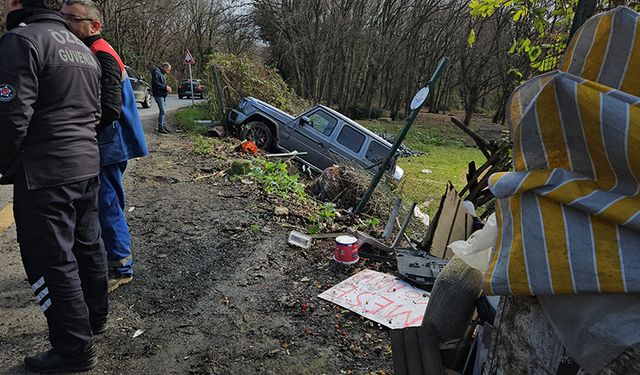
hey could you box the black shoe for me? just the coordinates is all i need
[24,346,97,373]
[157,128,169,134]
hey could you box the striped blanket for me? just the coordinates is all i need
[484,7,640,295]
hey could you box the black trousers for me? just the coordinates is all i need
[13,170,108,356]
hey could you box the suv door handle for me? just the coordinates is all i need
[317,141,326,148]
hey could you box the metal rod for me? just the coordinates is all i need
[393,202,417,249]
[188,62,195,106]
[354,57,449,215]
[383,198,403,239]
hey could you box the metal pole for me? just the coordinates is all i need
[383,198,403,240]
[393,202,417,249]
[189,62,195,106]
[354,57,449,215]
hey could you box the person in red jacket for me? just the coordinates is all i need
[62,0,149,293]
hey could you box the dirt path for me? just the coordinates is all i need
[0,116,393,374]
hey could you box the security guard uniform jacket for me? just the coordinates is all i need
[0,9,101,189]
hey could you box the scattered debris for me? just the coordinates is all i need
[420,183,475,259]
[413,206,430,227]
[395,249,449,287]
[334,235,359,265]
[377,133,421,157]
[288,230,312,249]
[238,140,258,156]
[128,206,136,213]
[133,329,145,338]
[265,151,308,158]
[274,206,289,216]
[421,169,433,174]
[318,270,430,329]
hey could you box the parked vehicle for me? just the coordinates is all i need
[228,97,404,180]
[178,79,207,99]
[125,65,152,108]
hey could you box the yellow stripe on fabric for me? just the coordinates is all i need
[561,25,584,72]
[507,195,532,295]
[541,179,598,203]
[536,84,571,170]
[598,197,640,224]
[591,216,625,293]
[514,120,526,171]
[582,13,613,82]
[577,83,616,190]
[598,104,640,224]
[484,200,503,295]
[514,170,552,195]
[621,24,640,97]
[537,197,575,294]
[628,104,640,183]
[508,91,523,132]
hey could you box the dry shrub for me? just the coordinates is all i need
[207,53,308,120]
[306,165,396,218]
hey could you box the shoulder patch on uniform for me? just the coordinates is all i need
[0,84,15,102]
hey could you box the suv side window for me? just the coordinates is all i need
[337,125,366,154]
[309,111,337,136]
[366,141,388,164]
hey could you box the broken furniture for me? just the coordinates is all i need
[392,257,484,375]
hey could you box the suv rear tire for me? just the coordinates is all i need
[142,93,152,108]
[242,121,274,150]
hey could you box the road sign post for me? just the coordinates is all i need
[184,49,196,106]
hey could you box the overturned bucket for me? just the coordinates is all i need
[334,235,359,265]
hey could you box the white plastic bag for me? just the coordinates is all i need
[447,213,497,274]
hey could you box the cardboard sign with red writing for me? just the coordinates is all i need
[318,269,430,329]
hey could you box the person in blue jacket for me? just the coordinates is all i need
[151,62,173,134]
[63,0,149,293]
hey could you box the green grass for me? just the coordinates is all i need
[360,118,486,217]
[175,103,211,134]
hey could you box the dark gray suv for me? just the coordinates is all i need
[228,97,404,180]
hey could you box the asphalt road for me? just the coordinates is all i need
[0,94,200,232]
[138,94,204,120]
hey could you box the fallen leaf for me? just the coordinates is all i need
[133,329,145,338]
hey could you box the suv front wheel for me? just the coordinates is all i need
[142,92,152,108]
[242,121,274,150]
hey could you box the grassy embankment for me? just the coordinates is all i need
[175,105,487,216]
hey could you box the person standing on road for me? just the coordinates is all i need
[151,62,172,134]
[62,0,149,292]
[0,0,107,372]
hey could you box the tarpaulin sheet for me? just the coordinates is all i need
[485,7,640,295]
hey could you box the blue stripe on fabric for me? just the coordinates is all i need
[618,225,640,293]
[563,206,600,293]
[567,15,601,76]
[521,193,553,294]
[520,104,548,170]
[625,212,640,231]
[489,171,530,199]
[555,78,595,178]
[608,89,640,105]
[599,9,636,89]
[601,95,636,192]
[535,169,592,196]
[491,198,513,295]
